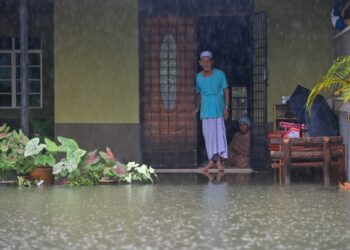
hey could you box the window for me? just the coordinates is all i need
[0,37,42,108]
[159,33,178,111]
[232,86,247,120]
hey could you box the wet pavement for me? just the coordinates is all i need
[1,173,350,250]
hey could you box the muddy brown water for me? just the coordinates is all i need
[1,173,350,250]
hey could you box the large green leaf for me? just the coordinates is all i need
[34,154,56,167]
[53,162,64,175]
[25,138,46,157]
[123,174,132,184]
[53,160,78,175]
[57,136,79,152]
[67,149,86,165]
[136,164,149,178]
[44,138,59,152]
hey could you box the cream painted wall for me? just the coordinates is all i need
[255,0,334,121]
[54,0,139,123]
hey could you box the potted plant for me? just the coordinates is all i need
[97,147,127,184]
[24,137,58,185]
[0,124,29,182]
[307,55,350,112]
[0,124,20,182]
[52,136,91,186]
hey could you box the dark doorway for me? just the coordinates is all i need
[196,16,252,165]
[138,0,268,169]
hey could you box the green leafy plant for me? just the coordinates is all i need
[17,176,44,187]
[0,125,31,175]
[0,123,158,186]
[121,162,157,184]
[98,147,127,180]
[53,136,87,177]
[307,55,350,112]
[22,137,57,174]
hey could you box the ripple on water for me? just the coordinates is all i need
[1,183,350,249]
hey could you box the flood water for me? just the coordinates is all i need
[1,173,350,250]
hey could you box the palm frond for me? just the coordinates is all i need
[342,85,350,102]
[306,55,350,113]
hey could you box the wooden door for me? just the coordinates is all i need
[141,17,197,168]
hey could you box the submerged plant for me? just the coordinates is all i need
[121,162,157,184]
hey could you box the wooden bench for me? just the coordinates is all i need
[269,136,345,185]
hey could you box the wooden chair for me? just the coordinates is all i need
[268,132,283,184]
[269,136,345,185]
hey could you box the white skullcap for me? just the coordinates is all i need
[200,51,213,59]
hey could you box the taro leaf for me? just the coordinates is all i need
[149,166,157,180]
[53,160,78,175]
[1,142,9,152]
[84,150,100,166]
[0,123,7,133]
[126,162,138,171]
[34,154,56,167]
[123,174,132,184]
[44,138,59,152]
[99,147,116,162]
[0,132,8,140]
[105,147,116,161]
[53,162,64,175]
[18,130,29,144]
[67,149,86,165]
[25,138,46,157]
[57,136,79,152]
[17,176,25,186]
[65,160,78,173]
[149,166,156,175]
[136,164,148,176]
[11,131,19,140]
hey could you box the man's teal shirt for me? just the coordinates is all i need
[196,68,228,119]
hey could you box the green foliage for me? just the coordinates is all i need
[0,125,30,175]
[53,137,86,176]
[25,138,46,157]
[307,55,350,113]
[0,123,158,186]
[65,169,100,187]
[17,176,44,187]
[22,137,57,174]
[121,162,157,184]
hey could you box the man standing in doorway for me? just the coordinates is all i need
[195,51,230,172]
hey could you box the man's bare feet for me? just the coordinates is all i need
[217,159,225,171]
[202,160,215,172]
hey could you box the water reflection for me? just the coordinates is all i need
[1,176,350,249]
[202,171,226,184]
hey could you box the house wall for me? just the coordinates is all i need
[54,0,140,162]
[255,0,334,122]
